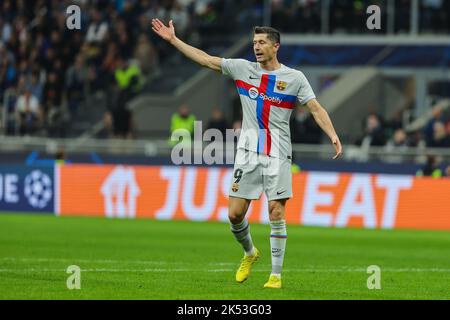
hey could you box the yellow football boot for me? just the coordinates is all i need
[263,274,282,289]
[235,247,260,283]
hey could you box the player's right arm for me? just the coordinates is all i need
[151,18,222,72]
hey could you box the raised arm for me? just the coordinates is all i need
[151,19,222,72]
[305,99,343,160]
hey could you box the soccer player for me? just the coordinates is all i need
[151,19,342,289]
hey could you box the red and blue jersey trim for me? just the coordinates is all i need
[235,74,297,155]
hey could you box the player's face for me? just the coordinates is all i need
[253,34,279,64]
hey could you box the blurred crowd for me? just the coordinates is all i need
[355,104,450,151]
[350,102,450,177]
[1,0,450,143]
[1,0,156,137]
[272,0,450,34]
[171,98,450,177]
[0,0,251,139]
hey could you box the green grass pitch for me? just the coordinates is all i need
[1,213,450,300]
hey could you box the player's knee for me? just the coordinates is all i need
[269,210,283,221]
[268,201,285,221]
[228,211,245,224]
[228,198,250,224]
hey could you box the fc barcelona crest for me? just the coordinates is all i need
[276,81,287,91]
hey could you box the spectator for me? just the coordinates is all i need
[170,104,196,145]
[114,56,143,97]
[416,155,443,178]
[384,128,410,163]
[54,147,67,165]
[445,165,450,177]
[86,64,103,95]
[85,9,108,44]
[16,88,42,135]
[424,105,445,144]
[385,107,411,137]
[43,68,68,137]
[110,86,134,140]
[207,108,229,136]
[102,41,119,74]
[0,43,16,95]
[1,0,14,22]
[429,121,450,148]
[65,54,88,116]
[0,17,12,43]
[48,30,64,62]
[357,113,386,147]
[145,2,168,24]
[168,1,190,39]
[13,15,28,44]
[96,111,114,139]
[114,19,133,60]
[133,34,159,76]
[27,71,43,103]
[84,8,109,65]
[108,56,142,140]
[43,71,63,112]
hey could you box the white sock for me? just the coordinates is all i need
[230,219,255,256]
[270,220,287,275]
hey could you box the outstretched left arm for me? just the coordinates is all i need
[305,99,343,160]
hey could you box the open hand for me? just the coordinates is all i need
[151,18,175,43]
[331,137,343,160]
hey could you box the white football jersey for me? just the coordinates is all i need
[222,58,316,159]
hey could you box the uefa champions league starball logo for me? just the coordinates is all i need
[24,170,53,209]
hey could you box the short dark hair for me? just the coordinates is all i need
[253,26,281,44]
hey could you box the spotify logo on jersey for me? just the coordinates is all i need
[249,87,259,100]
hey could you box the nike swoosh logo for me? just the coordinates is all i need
[277,190,286,195]
[249,76,259,80]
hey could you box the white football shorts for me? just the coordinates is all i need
[229,148,293,201]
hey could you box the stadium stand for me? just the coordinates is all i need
[0,0,449,168]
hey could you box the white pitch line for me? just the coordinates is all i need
[0,257,172,265]
[0,268,191,273]
[2,257,450,273]
[0,257,236,267]
[1,268,450,273]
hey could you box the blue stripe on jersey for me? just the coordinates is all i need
[256,95,265,153]
[237,87,249,97]
[266,75,276,95]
